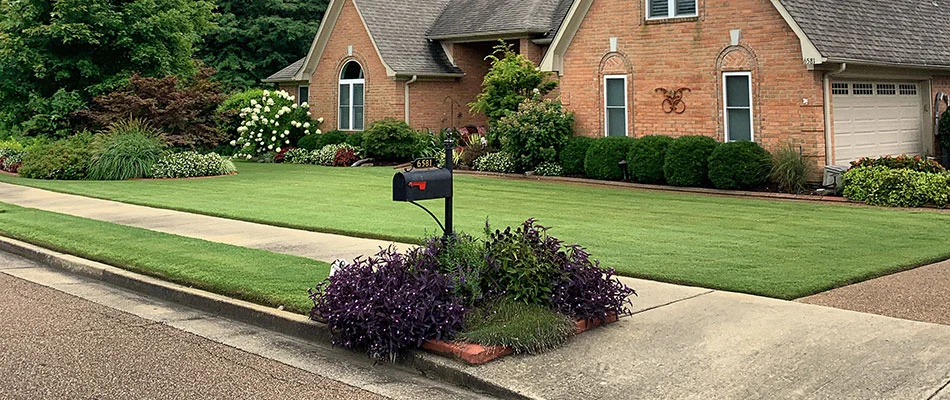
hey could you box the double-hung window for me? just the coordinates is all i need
[339,61,365,131]
[604,75,628,137]
[723,72,754,142]
[646,0,698,19]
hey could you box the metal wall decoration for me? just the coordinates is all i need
[655,87,691,114]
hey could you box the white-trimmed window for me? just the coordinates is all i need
[646,0,698,19]
[298,86,309,106]
[723,72,753,142]
[338,61,365,131]
[604,75,628,137]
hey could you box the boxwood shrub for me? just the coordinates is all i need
[559,136,594,176]
[19,133,97,180]
[296,134,321,151]
[663,135,719,187]
[707,141,773,190]
[584,137,637,181]
[843,166,950,208]
[362,118,418,161]
[627,135,674,184]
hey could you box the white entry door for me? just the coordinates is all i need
[832,81,923,164]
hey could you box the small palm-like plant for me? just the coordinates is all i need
[87,118,166,180]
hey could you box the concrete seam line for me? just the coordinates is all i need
[630,290,715,316]
[927,378,950,400]
[0,235,528,399]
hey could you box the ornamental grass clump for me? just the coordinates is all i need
[87,119,166,181]
[309,246,467,362]
[232,90,322,159]
[457,299,575,354]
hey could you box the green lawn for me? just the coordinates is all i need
[2,162,949,299]
[0,202,329,313]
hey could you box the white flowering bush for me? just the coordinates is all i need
[534,162,563,176]
[153,152,237,178]
[232,90,324,160]
[474,152,516,173]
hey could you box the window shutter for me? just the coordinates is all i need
[676,0,696,16]
[649,0,669,18]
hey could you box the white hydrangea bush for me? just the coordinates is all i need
[153,152,237,178]
[231,90,324,159]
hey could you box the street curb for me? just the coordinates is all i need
[0,236,532,400]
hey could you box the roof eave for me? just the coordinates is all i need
[394,72,466,80]
[427,29,543,43]
[824,57,950,72]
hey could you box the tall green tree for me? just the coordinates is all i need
[0,0,214,137]
[199,0,328,91]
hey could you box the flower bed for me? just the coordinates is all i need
[308,219,636,363]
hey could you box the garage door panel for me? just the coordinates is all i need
[832,81,923,164]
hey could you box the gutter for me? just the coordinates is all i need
[822,63,847,166]
[404,75,418,125]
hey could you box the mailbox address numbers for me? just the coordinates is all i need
[412,157,437,169]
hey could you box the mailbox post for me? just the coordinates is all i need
[392,139,455,241]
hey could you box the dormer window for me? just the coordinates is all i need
[647,0,698,20]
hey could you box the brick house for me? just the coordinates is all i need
[265,0,950,167]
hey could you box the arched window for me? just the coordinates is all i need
[339,61,365,131]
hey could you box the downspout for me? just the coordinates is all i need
[404,75,418,125]
[822,63,847,166]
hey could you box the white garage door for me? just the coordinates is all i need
[832,82,923,164]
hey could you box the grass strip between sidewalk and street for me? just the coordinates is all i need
[2,163,950,299]
[0,202,328,314]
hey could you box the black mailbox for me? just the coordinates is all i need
[393,168,453,202]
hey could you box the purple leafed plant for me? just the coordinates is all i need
[309,246,466,362]
[551,244,636,322]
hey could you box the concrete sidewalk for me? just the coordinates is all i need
[0,182,400,263]
[2,182,950,399]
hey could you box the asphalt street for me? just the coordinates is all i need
[0,263,387,399]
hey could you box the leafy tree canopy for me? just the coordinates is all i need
[469,42,558,126]
[199,0,328,91]
[0,0,215,137]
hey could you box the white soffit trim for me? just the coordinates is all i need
[296,0,396,81]
[768,0,825,65]
[540,0,592,74]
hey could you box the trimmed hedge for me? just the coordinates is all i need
[584,137,637,181]
[664,136,719,187]
[297,134,321,151]
[560,136,594,176]
[707,141,773,190]
[362,118,418,161]
[627,135,674,184]
[843,166,950,208]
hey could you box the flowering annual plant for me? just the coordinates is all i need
[315,143,359,166]
[152,152,237,178]
[231,90,324,160]
[850,154,945,174]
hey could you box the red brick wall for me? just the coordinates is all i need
[404,42,493,131]
[557,0,827,163]
[308,0,400,131]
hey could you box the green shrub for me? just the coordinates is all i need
[344,131,365,148]
[456,299,575,354]
[216,88,265,139]
[152,152,236,179]
[842,166,932,208]
[559,136,594,176]
[770,145,815,194]
[321,130,347,147]
[496,97,574,171]
[474,152,515,173]
[314,144,360,166]
[19,133,96,180]
[627,135,674,184]
[939,109,950,150]
[584,137,637,181]
[534,162,563,176]
[663,136,719,187]
[87,119,166,181]
[283,148,312,164]
[707,141,773,190]
[362,118,418,161]
[297,134,321,151]
[918,173,950,208]
[850,154,945,174]
[469,42,558,126]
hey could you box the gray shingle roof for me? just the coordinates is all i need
[263,57,306,82]
[354,0,463,75]
[779,0,950,68]
[428,0,574,40]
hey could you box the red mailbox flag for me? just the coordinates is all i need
[409,181,427,191]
